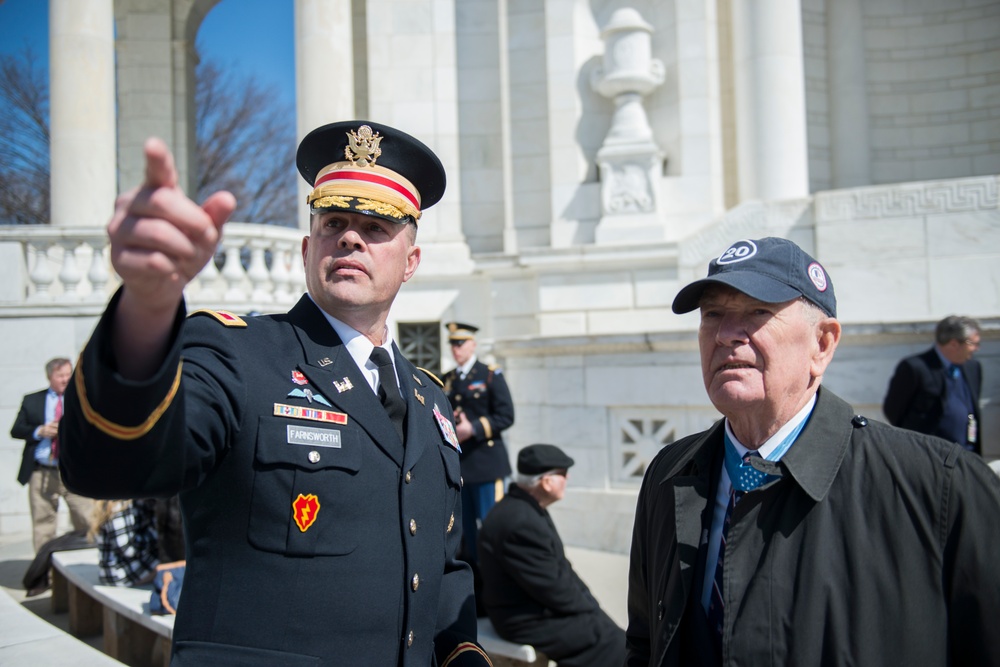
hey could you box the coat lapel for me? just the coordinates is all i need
[285,296,404,466]
[662,423,721,650]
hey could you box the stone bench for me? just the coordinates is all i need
[476,617,554,667]
[50,548,173,667]
[0,585,122,665]
[50,548,553,666]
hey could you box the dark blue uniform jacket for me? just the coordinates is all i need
[60,291,491,667]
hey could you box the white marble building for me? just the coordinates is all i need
[0,0,997,552]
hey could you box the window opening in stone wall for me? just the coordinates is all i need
[397,321,441,376]
[612,410,678,485]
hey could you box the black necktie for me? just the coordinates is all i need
[369,347,406,442]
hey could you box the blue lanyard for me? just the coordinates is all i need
[724,414,810,492]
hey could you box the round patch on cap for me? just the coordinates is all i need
[717,239,758,265]
[807,262,828,292]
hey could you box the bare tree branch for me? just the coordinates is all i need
[195,57,298,227]
[0,47,50,225]
[0,46,297,228]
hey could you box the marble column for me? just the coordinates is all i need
[49,0,117,227]
[827,0,871,189]
[731,0,809,202]
[295,0,355,230]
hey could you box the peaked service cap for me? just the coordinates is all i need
[297,120,446,225]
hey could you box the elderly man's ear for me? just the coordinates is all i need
[811,317,842,379]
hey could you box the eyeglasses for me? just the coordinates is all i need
[963,338,981,349]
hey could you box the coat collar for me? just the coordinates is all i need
[767,386,854,502]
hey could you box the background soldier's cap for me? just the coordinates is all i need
[517,444,575,475]
[672,237,837,318]
[445,322,479,343]
[296,120,446,225]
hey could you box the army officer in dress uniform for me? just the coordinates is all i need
[58,121,492,667]
[441,322,515,568]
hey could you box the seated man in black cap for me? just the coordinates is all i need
[58,122,490,666]
[441,321,515,568]
[478,444,625,667]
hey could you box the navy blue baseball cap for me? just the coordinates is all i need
[672,237,837,317]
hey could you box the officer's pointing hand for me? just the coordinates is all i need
[108,138,236,313]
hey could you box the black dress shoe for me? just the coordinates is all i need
[25,583,50,597]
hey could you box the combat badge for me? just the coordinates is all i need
[293,493,320,532]
[433,404,461,453]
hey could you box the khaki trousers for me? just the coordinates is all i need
[28,466,95,552]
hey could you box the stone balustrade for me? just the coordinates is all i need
[0,223,307,313]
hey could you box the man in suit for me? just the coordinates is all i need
[626,237,1000,666]
[11,357,94,553]
[883,315,983,454]
[59,121,491,666]
[479,444,625,667]
[441,322,515,566]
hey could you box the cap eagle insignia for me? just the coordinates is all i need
[345,125,382,168]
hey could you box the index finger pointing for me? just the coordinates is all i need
[143,137,178,189]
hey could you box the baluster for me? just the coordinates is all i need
[221,236,248,302]
[287,244,306,297]
[193,247,223,302]
[247,239,274,304]
[86,238,110,301]
[57,240,83,301]
[27,241,55,302]
[270,241,291,304]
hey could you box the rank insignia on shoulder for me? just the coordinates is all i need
[488,363,502,375]
[417,367,444,388]
[433,404,461,452]
[293,493,320,532]
[189,309,247,327]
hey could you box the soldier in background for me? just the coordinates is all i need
[442,322,515,571]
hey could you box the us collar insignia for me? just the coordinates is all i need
[293,493,320,532]
[287,387,333,408]
[317,357,333,367]
[291,370,308,385]
[333,377,354,393]
[345,125,382,168]
[412,373,423,387]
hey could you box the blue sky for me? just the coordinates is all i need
[0,0,296,108]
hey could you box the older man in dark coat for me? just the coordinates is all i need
[626,237,1000,667]
[479,444,625,667]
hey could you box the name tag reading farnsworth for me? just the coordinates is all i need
[287,425,342,448]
